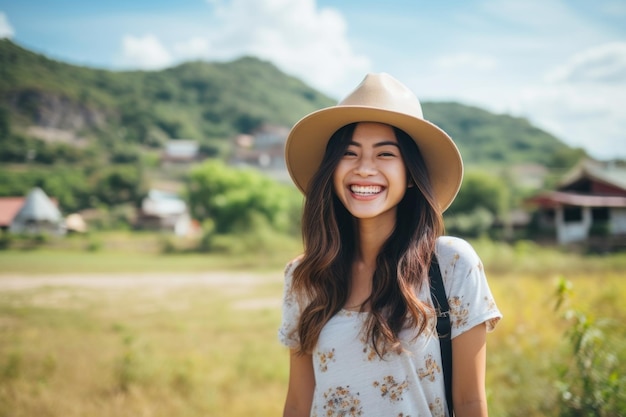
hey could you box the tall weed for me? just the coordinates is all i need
[554,278,626,417]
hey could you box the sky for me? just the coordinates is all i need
[1,0,625,160]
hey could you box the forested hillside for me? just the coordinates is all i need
[0,39,585,214]
[0,38,580,166]
[0,39,332,150]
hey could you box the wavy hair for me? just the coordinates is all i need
[292,122,444,357]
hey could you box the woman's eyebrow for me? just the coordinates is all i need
[374,141,400,148]
[347,141,399,148]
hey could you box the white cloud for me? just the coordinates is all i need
[112,0,369,95]
[174,37,211,59]
[0,12,15,39]
[513,50,626,160]
[546,42,626,84]
[205,0,371,96]
[121,34,172,69]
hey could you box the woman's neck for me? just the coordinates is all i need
[345,215,396,311]
[354,211,396,264]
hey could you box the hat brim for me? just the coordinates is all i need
[285,105,464,212]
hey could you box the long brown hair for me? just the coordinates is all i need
[292,122,444,357]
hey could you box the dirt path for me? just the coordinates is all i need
[0,271,283,290]
[0,271,285,310]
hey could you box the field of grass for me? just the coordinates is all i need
[1,238,625,416]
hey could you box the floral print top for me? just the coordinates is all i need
[279,236,502,417]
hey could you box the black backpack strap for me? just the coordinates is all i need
[429,257,454,416]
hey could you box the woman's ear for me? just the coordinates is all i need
[407,177,415,188]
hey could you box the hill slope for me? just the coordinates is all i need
[423,102,570,166]
[0,39,333,145]
[0,39,573,167]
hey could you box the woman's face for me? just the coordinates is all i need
[332,122,408,221]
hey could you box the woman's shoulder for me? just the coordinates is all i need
[284,254,304,279]
[435,235,481,266]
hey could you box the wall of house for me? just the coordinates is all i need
[556,206,592,244]
[610,208,626,234]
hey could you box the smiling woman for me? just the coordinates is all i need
[279,73,501,417]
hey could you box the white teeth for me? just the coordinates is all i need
[350,185,382,195]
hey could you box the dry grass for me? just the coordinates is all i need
[0,271,288,417]
[1,244,625,416]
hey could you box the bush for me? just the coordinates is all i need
[554,278,626,417]
[187,160,302,236]
[444,206,494,238]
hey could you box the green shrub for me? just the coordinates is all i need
[554,278,626,417]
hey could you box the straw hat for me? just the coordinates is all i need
[284,73,463,212]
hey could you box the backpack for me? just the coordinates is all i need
[429,258,454,416]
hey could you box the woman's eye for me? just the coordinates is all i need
[343,150,357,156]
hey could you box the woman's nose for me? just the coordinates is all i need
[354,159,377,176]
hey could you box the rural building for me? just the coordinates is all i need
[0,196,27,231]
[231,124,288,170]
[136,189,194,236]
[526,159,626,248]
[161,139,200,164]
[6,187,65,235]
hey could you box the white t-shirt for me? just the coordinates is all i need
[279,236,502,417]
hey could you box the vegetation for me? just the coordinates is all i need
[1,38,578,168]
[0,39,586,220]
[0,38,623,417]
[0,39,333,146]
[554,278,626,416]
[445,170,511,238]
[0,244,625,417]
[425,102,585,167]
[187,160,302,236]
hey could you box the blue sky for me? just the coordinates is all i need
[1,0,625,160]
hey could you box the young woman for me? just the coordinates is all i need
[279,73,501,417]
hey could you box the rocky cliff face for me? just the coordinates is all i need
[9,89,111,131]
[7,89,113,144]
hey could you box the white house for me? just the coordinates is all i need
[527,160,626,247]
[136,189,193,236]
[9,187,65,235]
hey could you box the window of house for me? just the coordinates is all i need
[592,207,609,221]
[563,206,583,222]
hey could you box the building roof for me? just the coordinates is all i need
[141,189,187,217]
[0,197,25,227]
[163,140,199,161]
[528,191,626,208]
[12,187,62,223]
[560,159,626,192]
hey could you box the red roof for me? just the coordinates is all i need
[0,197,25,227]
[0,194,60,227]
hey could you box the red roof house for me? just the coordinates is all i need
[0,197,26,229]
[527,159,626,247]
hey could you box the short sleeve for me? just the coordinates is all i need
[435,237,502,339]
[278,257,303,348]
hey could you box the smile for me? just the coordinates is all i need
[350,185,383,195]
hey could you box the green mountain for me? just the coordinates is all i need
[423,102,576,166]
[0,38,578,168]
[0,39,332,148]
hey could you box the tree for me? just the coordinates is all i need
[0,105,10,139]
[187,160,302,235]
[445,170,510,237]
[447,170,509,219]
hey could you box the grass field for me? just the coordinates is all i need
[0,238,625,416]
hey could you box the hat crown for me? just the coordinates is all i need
[338,73,424,119]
